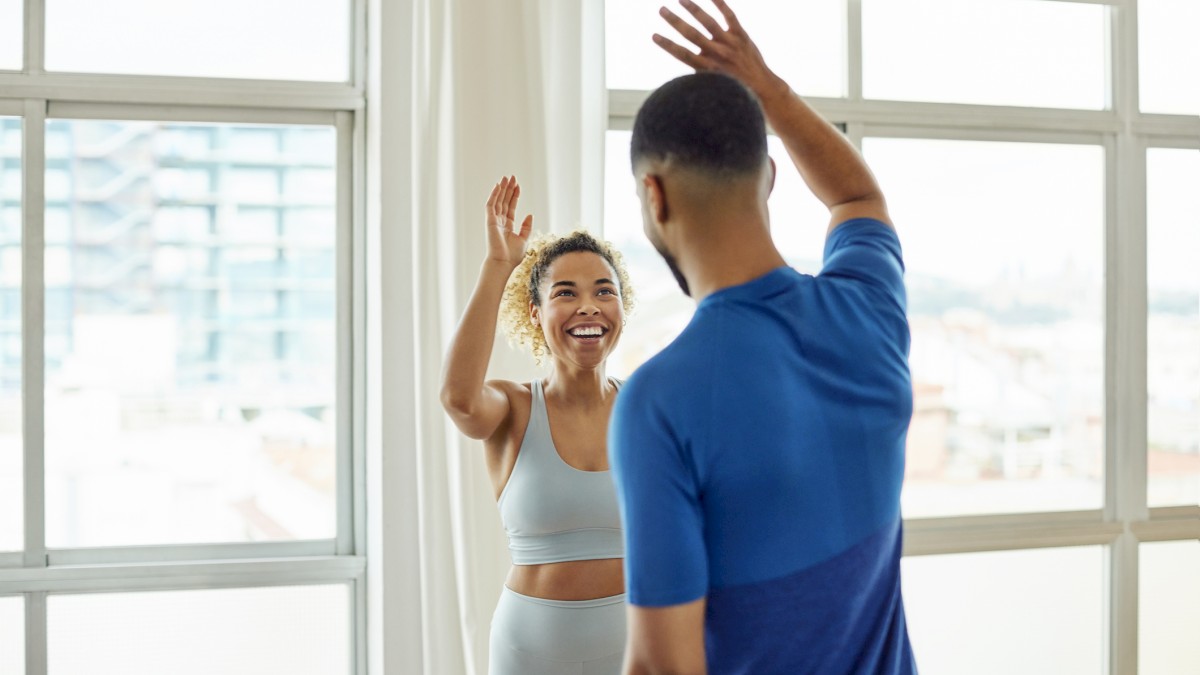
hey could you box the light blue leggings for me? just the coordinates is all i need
[489,586,627,675]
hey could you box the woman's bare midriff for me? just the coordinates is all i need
[506,558,625,600]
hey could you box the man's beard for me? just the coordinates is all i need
[652,240,690,297]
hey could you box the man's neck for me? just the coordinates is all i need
[677,221,788,303]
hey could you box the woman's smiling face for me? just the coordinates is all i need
[531,251,625,369]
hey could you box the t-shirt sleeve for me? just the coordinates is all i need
[820,218,906,308]
[608,373,708,607]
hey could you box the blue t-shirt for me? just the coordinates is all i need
[609,218,917,674]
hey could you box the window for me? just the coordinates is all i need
[48,585,352,675]
[902,547,1105,674]
[0,116,19,554]
[0,596,21,674]
[1139,0,1200,115]
[1139,540,1200,674]
[866,137,1105,518]
[862,0,1106,109]
[44,0,351,82]
[604,1,1199,672]
[1147,147,1200,508]
[41,121,337,548]
[2,1,363,671]
[0,0,19,71]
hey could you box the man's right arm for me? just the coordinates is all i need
[655,0,891,233]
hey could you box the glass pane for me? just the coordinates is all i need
[1140,0,1200,115]
[0,0,20,71]
[902,546,1104,675]
[49,585,351,675]
[0,596,22,675]
[863,0,1106,109]
[864,138,1105,518]
[1147,148,1200,508]
[44,121,338,548]
[603,130,827,376]
[0,116,20,552]
[45,0,350,82]
[605,0,845,98]
[1140,540,1200,674]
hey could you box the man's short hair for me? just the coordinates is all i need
[630,72,768,177]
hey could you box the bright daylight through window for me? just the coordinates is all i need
[41,121,338,548]
[2,0,359,672]
[0,116,20,553]
[0,0,21,71]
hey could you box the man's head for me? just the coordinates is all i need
[630,72,771,296]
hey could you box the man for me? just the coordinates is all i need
[608,1,918,673]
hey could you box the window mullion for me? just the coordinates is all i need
[21,98,46,570]
[25,590,47,675]
[335,110,355,557]
[846,0,863,102]
[23,0,44,75]
[1108,0,1147,672]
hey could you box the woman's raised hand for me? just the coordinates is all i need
[485,176,534,269]
[653,0,782,99]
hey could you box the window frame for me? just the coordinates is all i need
[604,1,1199,673]
[0,1,369,673]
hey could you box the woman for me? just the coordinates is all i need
[440,176,635,674]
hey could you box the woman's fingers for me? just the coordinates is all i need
[506,181,520,222]
[518,214,533,240]
[486,181,500,211]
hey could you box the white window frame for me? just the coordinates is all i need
[0,0,370,673]
[605,1,1200,673]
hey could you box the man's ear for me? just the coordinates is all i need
[642,173,669,227]
[767,157,777,196]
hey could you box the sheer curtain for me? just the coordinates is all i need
[369,1,607,673]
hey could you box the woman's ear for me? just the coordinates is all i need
[529,301,540,327]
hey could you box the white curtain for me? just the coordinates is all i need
[403,1,606,672]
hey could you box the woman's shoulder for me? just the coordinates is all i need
[484,379,535,408]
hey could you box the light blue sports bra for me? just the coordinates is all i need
[497,379,625,565]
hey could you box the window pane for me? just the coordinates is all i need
[49,585,350,675]
[0,0,20,71]
[863,0,1106,109]
[0,116,20,552]
[44,120,338,548]
[602,131,827,376]
[603,131,693,377]
[1140,540,1200,674]
[1147,148,1200,508]
[0,596,22,675]
[902,546,1103,675]
[45,0,350,82]
[605,0,845,98]
[1140,0,1200,115]
[864,138,1105,518]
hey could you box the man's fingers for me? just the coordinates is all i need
[518,214,533,239]
[710,0,743,34]
[660,6,711,48]
[678,0,724,38]
[653,33,708,71]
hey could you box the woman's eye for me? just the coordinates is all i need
[555,290,574,298]
[598,288,616,296]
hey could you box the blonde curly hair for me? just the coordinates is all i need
[499,229,635,364]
